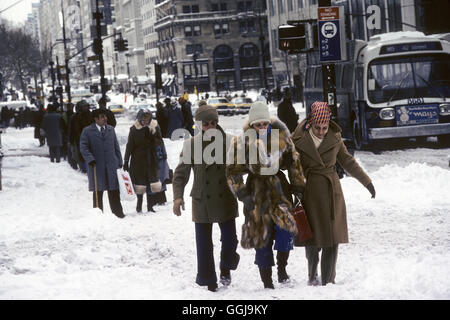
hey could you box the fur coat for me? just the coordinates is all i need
[226,116,306,249]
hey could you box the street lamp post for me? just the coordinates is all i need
[126,53,131,92]
[60,0,72,105]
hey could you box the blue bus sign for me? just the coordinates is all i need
[318,6,347,62]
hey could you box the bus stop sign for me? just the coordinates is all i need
[318,6,346,62]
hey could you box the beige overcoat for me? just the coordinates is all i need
[291,119,371,247]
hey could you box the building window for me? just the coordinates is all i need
[288,0,293,11]
[183,5,200,14]
[212,3,227,11]
[240,20,256,33]
[184,26,192,36]
[237,1,254,12]
[298,0,304,9]
[214,23,229,35]
[186,44,203,55]
[193,25,201,36]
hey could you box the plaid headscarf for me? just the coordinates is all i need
[306,101,331,129]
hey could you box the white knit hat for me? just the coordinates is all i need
[248,101,270,126]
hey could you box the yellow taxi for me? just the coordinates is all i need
[207,97,236,116]
[231,97,253,114]
[108,104,125,114]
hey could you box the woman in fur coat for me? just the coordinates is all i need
[291,102,376,286]
[124,109,160,212]
[226,101,306,289]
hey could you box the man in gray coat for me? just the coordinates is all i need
[173,104,240,292]
[80,108,125,218]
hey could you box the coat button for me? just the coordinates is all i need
[206,181,209,185]
[207,195,210,199]
[219,193,223,198]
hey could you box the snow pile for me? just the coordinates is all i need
[0,118,449,300]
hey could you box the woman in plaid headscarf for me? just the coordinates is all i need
[291,101,376,286]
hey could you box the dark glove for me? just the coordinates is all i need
[366,182,376,199]
[293,192,303,203]
[88,160,96,166]
[123,161,129,171]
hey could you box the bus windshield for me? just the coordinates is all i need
[367,54,450,104]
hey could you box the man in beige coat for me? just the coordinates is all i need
[291,102,376,286]
[172,104,239,292]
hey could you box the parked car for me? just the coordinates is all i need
[231,97,253,114]
[127,104,156,119]
[108,104,124,114]
[207,97,236,115]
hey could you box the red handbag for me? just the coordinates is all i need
[293,200,313,242]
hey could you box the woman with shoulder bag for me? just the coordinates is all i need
[124,109,160,213]
[291,102,376,286]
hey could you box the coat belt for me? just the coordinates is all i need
[305,166,337,220]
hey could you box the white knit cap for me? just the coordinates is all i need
[248,101,270,126]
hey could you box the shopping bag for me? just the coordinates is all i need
[117,169,136,201]
[292,201,313,242]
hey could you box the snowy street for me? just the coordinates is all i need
[0,110,449,300]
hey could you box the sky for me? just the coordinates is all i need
[0,0,38,25]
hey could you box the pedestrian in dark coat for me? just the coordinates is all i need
[155,101,168,138]
[147,117,170,206]
[166,98,184,139]
[179,96,194,136]
[41,104,66,163]
[277,89,298,133]
[173,104,240,292]
[79,108,125,218]
[291,101,376,286]
[226,101,306,289]
[73,100,93,173]
[33,105,46,146]
[98,97,116,127]
[123,109,160,213]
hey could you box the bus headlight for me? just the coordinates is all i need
[439,103,450,115]
[379,108,395,120]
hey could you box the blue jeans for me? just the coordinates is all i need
[195,219,240,286]
[255,225,294,269]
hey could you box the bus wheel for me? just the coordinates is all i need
[352,119,363,150]
[437,134,450,147]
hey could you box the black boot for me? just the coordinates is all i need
[259,268,274,289]
[277,251,290,283]
[207,283,218,292]
[147,194,155,212]
[136,194,143,212]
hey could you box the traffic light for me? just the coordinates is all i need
[113,39,129,52]
[278,24,306,53]
[93,38,103,55]
[121,39,128,51]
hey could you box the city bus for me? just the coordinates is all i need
[304,31,450,149]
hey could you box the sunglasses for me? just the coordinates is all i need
[253,121,269,128]
[202,120,217,126]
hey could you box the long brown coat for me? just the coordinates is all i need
[172,125,239,223]
[226,117,306,249]
[291,119,371,247]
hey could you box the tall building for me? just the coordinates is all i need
[154,0,273,95]
[142,0,159,91]
[114,0,146,89]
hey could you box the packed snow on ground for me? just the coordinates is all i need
[0,112,449,300]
